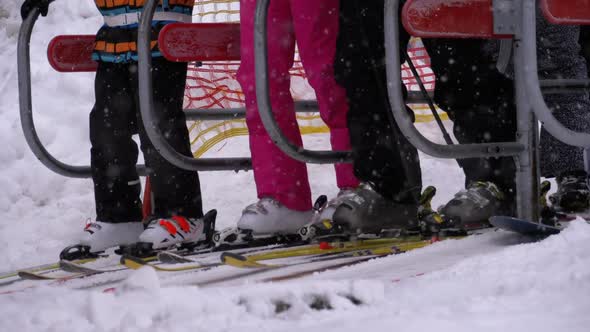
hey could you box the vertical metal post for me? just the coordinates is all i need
[513,36,540,222]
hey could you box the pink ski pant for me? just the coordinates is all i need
[237,0,359,211]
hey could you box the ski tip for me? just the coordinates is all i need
[58,260,77,272]
[489,216,561,236]
[220,252,247,263]
[120,255,148,270]
[221,252,270,268]
[157,251,193,264]
[17,271,51,280]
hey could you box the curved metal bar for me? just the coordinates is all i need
[184,100,319,121]
[541,78,590,91]
[254,0,352,164]
[519,0,590,148]
[17,10,146,178]
[137,0,252,171]
[385,0,525,159]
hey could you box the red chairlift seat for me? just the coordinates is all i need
[402,0,511,38]
[47,23,241,73]
[47,35,97,72]
[540,0,590,25]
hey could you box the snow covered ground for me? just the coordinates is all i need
[0,1,589,331]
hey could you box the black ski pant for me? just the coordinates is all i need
[538,21,590,178]
[334,0,514,205]
[421,38,518,201]
[90,58,203,223]
[334,0,422,205]
[424,8,590,188]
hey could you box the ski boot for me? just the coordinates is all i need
[330,182,420,237]
[549,170,590,213]
[298,192,368,242]
[539,180,561,226]
[317,189,359,223]
[417,186,447,233]
[131,209,217,257]
[438,181,510,230]
[60,220,144,261]
[213,197,312,248]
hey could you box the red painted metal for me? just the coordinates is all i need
[47,35,98,72]
[158,23,241,62]
[541,0,590,25]
[47,23,242,72]
[142,176,152,220]
[402,0,510,38]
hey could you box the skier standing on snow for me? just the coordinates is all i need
[328,1,423,233]
[536,22,590,214]
[423,4,590,224]
[330,0,589,231]
[233,0,360,237]
[21,0,209,254]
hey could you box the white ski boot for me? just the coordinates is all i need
[79,221,144,252]
[214,198,312,247]
[60,220,144,260]
[237,197,312,235]
[139,210,216,251]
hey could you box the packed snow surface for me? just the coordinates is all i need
[0,1,589,331]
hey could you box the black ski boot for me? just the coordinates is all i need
[439,181,511,229]
[298,195,355,241]
[549,170,590,213]
[331,182,419,236]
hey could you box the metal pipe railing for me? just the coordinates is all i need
[519,0,590,148]
[384,0,525,160]
[138,0,252,171]
[17,10,147,178]
[184,100,318,121]
[253,0,353,164]
[513,35,541,223]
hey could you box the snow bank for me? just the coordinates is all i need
[1,221,589,332]
[0,0,101,269]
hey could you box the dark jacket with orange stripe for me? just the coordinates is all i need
[93,0,195,63]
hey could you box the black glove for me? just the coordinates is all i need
[21,0,55,20]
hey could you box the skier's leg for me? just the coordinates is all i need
[334,0,421,204]
[328,0,422,233]
[537,17,590,212]
[90,62,143,223]
[236,0,311,213]
[134,59,208,249]
[422,39,517,225]
[229,0,312,237]
[290,0,358,190]
[134,59,203,219]
[83,62,144,252]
